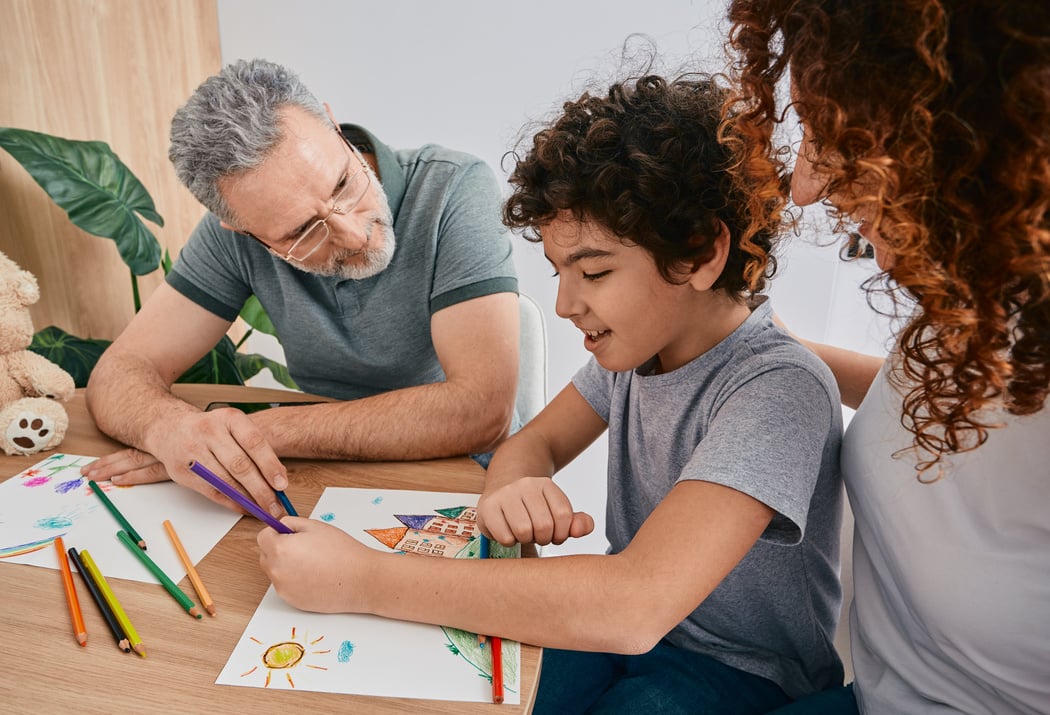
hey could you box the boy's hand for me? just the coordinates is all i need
[257,517,373,613]
[477,476,594,547]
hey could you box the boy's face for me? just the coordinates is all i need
[542,214,732,374]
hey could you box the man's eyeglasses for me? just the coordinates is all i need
[252,133,373,263]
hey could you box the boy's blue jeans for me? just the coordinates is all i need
[533,642,791,714]
[766,684,859,714]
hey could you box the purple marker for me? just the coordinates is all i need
[188,460,294,534]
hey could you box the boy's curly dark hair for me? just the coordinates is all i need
[503,74,777,295]
[724,0,1050,477]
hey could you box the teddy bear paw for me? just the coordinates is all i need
[5,411,61,455]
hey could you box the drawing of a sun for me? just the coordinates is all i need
[239,627,331,688]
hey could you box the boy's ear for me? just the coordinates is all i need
[687,221,732,291]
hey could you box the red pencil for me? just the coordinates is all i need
[491,636,504,704]
[54,536,87,646]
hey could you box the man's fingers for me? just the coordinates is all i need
[82,448,161,482]
[108,463,171,485]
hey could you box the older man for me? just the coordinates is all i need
[85,59,519,516]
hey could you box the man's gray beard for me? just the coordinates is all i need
[296,200,396,280]
[325,216,396,280]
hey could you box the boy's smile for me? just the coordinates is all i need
[542,214,750,374]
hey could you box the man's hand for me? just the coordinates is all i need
[257,517,373,613]
[82,407,288,517]
[477,476,594,547]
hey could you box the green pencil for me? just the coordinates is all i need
[89,480,147,550]
[116,530,202,619]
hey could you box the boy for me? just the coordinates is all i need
[258,75,844,713]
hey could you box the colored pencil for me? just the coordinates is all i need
[162,519,216,617]
[275,490,298,517]
[188,460,294,534]
[116,530,201,619]
[491,635,505,704]
[68,547,131,653]
[79,549,146,657]
[88,480,147,549]
[478,534,490,646]
[54,537,86,646]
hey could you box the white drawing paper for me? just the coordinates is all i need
[0,453,241,583]
[217,487,521,704]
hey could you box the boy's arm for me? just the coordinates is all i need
[477,383,607,545]
[259,479,773,654]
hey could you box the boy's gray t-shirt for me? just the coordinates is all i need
[571,298,844,698]
[167,125,517,400]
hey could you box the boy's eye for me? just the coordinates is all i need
[582,270,610,281]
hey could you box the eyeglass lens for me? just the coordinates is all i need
[285,147,372,261]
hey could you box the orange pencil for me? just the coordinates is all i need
[491,636,504,704]
[162,519,216,616]
[54,536,86,646]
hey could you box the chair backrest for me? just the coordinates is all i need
[515,293,548,426]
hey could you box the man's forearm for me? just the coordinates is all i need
[253,379,513,461]
[86,352,198,453]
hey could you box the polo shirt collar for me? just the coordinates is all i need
[339,123,405,219]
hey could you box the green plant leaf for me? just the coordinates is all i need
[0,126,163,275]
[28,326,111,388]
[176,335,245,385]
[234,352,299,389]
[239,295,278,336]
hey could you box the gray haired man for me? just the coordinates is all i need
[85,59,519,516]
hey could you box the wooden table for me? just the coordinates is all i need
[0,385,540,713]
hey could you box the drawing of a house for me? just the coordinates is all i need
[365,506,479,558]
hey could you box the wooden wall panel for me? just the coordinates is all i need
[0,0,220,340]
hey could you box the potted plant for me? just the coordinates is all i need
[0,126,294,389]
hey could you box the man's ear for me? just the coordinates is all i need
[687,221,732,291]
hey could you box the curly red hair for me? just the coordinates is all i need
[724,0,1050,477]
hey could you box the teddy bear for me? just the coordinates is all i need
[0,250,75,456]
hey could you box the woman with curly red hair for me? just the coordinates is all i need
[724,0,1050,712]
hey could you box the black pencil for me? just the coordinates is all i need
[67,546,131,653]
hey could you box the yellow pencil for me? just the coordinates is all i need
[163,519,216,616]
[79,549,147,658]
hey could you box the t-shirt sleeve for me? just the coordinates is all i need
[570,356,615,421]
[679,365,836,545]
[429,160,517,313]
[166,213,254,321]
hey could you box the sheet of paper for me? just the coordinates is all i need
[0,453,241,582]
[217,487,521,704]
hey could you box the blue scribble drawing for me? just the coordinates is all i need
[320,512,335,522]
[35,515,74,530]
[371,496,383,505]
[54,477,84,494]
[337,641,355,662]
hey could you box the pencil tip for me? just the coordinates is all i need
[206,606,218,616]
[138,542,147,550]
[78,634,87,646]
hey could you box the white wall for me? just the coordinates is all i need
[217,0,892,557]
